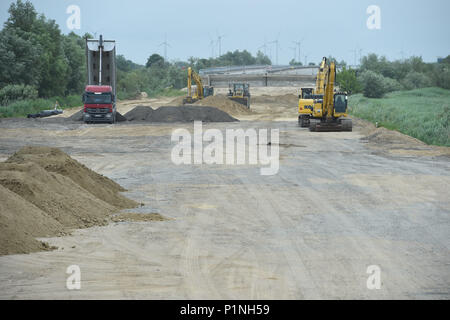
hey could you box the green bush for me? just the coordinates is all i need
[402,71,432,90]
[383,77,403,92]
[0,84,38,105]
[430,63,450,89]
[358,70,388,98]
[336,67,361,94]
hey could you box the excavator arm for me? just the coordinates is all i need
[323,61,336,120]
[315,57,329,95]
[308,60,352,132]
[187,67,204,100]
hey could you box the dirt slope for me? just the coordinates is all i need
[0,146,138,255]
[193,95,253,116]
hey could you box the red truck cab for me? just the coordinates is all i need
[82,85,116,123]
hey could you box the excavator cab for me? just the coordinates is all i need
[300,88,314,99]
[333,93,347,113]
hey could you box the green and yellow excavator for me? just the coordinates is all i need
[298,58,352,132]
[183,67,214,104]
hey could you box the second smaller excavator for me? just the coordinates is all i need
[183,67,214,104]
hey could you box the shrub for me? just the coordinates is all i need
[430,64,450,89]
[402,71,432,90]
[358,70,388,98]
[0,84,38,105]
[336,67,361,94]
[383,77,403,93]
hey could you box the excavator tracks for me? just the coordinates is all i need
[309,118,353,132]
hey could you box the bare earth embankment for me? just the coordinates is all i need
[0,89,448,299]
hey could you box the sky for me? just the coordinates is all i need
[0,0,449,65]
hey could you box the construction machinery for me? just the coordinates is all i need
[227,83,251,108]
[82,35,117,124]
[298,57,328,127]
[302,60,352,132]
[183,67,214,104]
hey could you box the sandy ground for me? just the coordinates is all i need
[0,92,449,299]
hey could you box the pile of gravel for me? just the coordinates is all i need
[68,106,237,123]
[124,106,154,121]
[125,105,237,123]
[68,110,84,121]
[68,110,126,122]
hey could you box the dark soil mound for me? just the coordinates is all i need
[115,112,127,122]
[133,106,237,122]
[124,106,154,121]
[68,110,83,121]
[68,110,127,122]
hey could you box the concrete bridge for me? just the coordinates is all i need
[200,65,318,88]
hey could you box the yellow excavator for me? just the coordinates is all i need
[183,67,214,104]
[298,57,328,127]
[303,60,352,132]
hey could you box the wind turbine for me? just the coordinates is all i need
[304,53,309,66]
[258,37,269,56]
[293,38,304,63]
[208,34,216,58]
[216,32,226,57]
[289,46,297,62]
[159,34,171,61]
[269,33,280,65]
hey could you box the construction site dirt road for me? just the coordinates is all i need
[0,89,449,299]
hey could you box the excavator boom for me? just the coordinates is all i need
[184,67,213,104]
[307,60,353,132]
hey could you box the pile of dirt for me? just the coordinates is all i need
[0,184,62,255]
[68,110,127,122]
[124,106,154,121]
[252,93,298,105]
[193,95,253,116]
[6,146,137,209]
[0,146,139,255]
[125,106,237,122]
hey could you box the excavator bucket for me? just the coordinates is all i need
[229,96,250,108]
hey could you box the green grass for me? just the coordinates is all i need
[0,95,82,118]
[348,87,450,147]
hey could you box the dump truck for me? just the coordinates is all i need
[227,83,251,108]
[82,35,117,124]
[183,67,214,104]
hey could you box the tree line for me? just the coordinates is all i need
[0,0,273,104]
[337,54,450,98]
[1,0,449,106]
